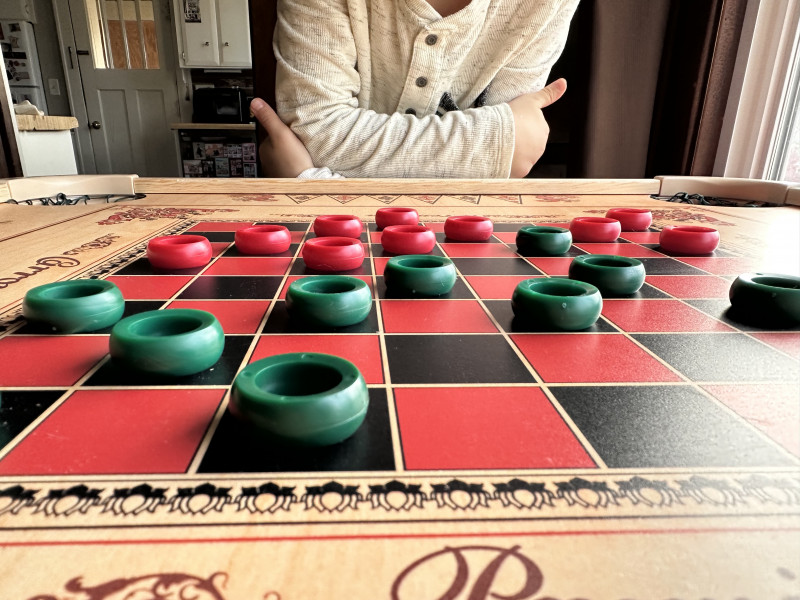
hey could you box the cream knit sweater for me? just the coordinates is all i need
[274,0,579,178]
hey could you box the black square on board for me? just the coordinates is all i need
[223,244,299,259]
[178,276,283,300]
[114,257,205,276]
[256,222,309,231]
[290,259,372,276]
[263,301,379,334]
[637,258,709,275]
[551,385,795,468]
[0,390,65,452]
[451,257,543,276]
[84,335,252,387]
[492,223,529,232]
[374,245,445,258]
[182,231,235,242]
[198,388,394,473]
[385,334,535,384]
[483,300,618,333]
[634,333,800,383]
[376,277,474,299]
[686,299,800,332]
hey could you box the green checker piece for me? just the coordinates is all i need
[286,276,372,327]
[568,254,646,296]
[230,352,369,446]
[109,308,224,376]
[729,273,800,325]
[512,278,603,331]
[22,280,125,333]
[516,226,572,255]
[383,255,457,296]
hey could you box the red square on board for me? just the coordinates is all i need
[210,242,230,257]
[0,336,109,386]
[374,257,389,276]
[526,257,572,276]
[573,243,665,258]
[465,275,542,300]
[493,231,518,244]
[704,384,799,457]
[750,332,800,360]
[252,334,383,383]
[278,275,374,299]
[166,300,269,333]
[381,300,497,333]
[370,231,382,244]
[0,389,225,475]
[187,221,254,231]
[620,232,661,244]
[440,244,518,258]
[422,222,446,232]
[395,387,596,469]
[204,257,291,276]
[646,275,732,299]
[602,299,734,332]
[511,333,680,383]
[106,275,194,300]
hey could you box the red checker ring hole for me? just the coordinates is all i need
[444,216,494,241]
[659,226,720,255]
[381,225,436,254]
[146,235,212,270]
[605,208,653,231]
[375,207,419,230]
[569,217,622,243]
[234,225,291,255]
[302,236,365,271]
[313,215,364,239]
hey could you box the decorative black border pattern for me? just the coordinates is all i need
[1,474,798,520]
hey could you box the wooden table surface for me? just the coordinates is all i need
[0,178,798,599]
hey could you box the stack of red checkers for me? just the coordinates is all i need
[235,225,291,255]
[375,207,419,229]
[605,208,652,231]
[659,226,719,254]
[147,235,212,270]
[313,215,363,238]
[302,237,365,271]
[444,216,494,241]
[569,217,621,243]
[381,225,436,254]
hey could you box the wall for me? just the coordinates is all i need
[32,0,69,115]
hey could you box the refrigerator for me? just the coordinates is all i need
[0,19,47,112]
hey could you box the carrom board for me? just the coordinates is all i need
[0,179,798,599]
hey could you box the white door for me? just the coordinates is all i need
[62,0,182,176]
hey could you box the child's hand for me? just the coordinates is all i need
[508,79,567,178]
[251,98,314,177]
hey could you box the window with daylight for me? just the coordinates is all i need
[85,0,160,70]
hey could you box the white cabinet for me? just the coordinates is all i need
[174,0,251,68]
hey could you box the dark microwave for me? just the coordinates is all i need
[192,88,250,124]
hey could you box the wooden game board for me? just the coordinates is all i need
[0,178,798,598]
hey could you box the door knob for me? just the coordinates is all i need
[90,121,101,129]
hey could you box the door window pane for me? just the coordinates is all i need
[85,0,160,70]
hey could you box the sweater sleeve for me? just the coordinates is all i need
[274,0,515,179]
[486,0,581,104]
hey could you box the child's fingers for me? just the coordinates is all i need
[250,98,285,136]
[529,78,567,109]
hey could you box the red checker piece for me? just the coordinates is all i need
[234,225,291,255]
[444,216,494,241]
[605,208,652,231]
[659,225,720,255]
[147,235,212,269]
[313,215,363,238]
[569,217,621,243]
[375,207,419,229]
[302,237,365,271]
[381,225,436,254]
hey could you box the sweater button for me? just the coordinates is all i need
[425,34,438,46]
[415,76,428,88]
